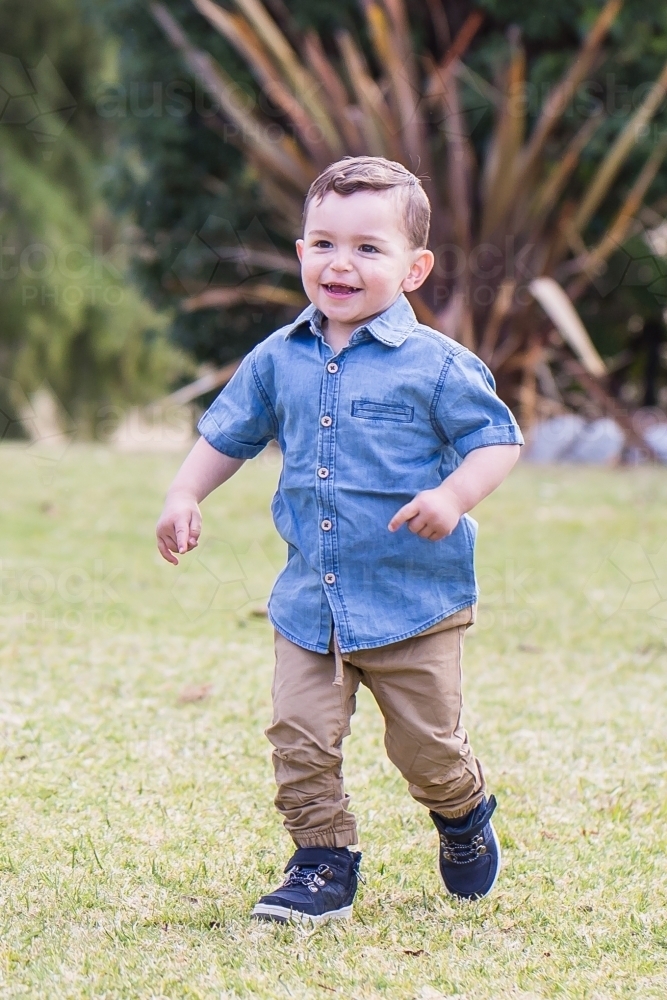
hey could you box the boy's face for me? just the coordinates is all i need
[295,189,434,334]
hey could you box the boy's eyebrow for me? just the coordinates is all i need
[307,229,392,243]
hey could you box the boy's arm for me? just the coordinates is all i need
[156,437,244,564]
[388,444,520,541]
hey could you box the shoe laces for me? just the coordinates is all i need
[439,832,488,865]
[282,864,335,894]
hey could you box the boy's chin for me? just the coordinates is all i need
[316,294,371,317]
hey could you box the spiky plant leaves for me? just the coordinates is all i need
[152,0,667,431]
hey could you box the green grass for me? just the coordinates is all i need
[1,443,667,999]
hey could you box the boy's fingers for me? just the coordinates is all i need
[183,507,201,551]
[157,536,179,565]
[156,523,176,550]
[388,499,420,531]
[174,515,192,554]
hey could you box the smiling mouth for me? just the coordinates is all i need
[322,282,362,296]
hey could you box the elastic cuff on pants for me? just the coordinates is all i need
[433,790,486,821]
[291,825,358,849]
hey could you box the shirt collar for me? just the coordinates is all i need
[284,293,417,347]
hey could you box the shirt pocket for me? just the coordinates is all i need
[350,399,415,423]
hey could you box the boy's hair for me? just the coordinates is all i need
[302,156,431,250]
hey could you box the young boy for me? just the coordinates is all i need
[156,156,523,923]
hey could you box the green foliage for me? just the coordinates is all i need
[100,0,667,415]
[0,0,186,434]
[98,0,365,369]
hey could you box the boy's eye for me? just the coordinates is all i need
[359,244,380,253]
[313,240,333,249]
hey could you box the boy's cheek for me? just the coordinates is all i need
[301,265,319,288]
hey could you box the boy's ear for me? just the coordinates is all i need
[402,249,435,293]
[295,239,304,263]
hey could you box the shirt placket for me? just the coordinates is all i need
[316,353,351,647]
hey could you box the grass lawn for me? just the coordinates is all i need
[1,443,667,999]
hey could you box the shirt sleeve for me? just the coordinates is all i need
[197,350,278,459]
[433,349,524,458]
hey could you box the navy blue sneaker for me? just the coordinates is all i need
[252,847,362,924]
[430,795,501,900]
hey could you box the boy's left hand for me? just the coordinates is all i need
[388,484,463,541]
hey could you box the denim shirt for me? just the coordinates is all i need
[198,293,523,653]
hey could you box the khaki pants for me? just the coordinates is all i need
[266,606,485,848]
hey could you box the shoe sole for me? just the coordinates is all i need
[439,821,502,901]
[251,902,353,924]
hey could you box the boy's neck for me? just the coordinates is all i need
[321,310,382,354]
[321,316,354,354]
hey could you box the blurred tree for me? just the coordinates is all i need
[101,0,667,416]
[0,0,187,436]
[99,0,366,373]
[471,0,667,412]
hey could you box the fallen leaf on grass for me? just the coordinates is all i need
[540,830,557,840]
[637,641,667,655]
[403,948,425,956]
[178,683,213,704]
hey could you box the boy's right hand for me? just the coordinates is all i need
[156,492,202,565]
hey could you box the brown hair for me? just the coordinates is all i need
[302,156,431,250]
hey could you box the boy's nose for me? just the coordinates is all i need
[330,256,353,271]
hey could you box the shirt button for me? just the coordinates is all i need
[317,467,329,479]
[321,415,332,427]
[324,573,336,584]
[321,519,332,531]
[326,362,339,374]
